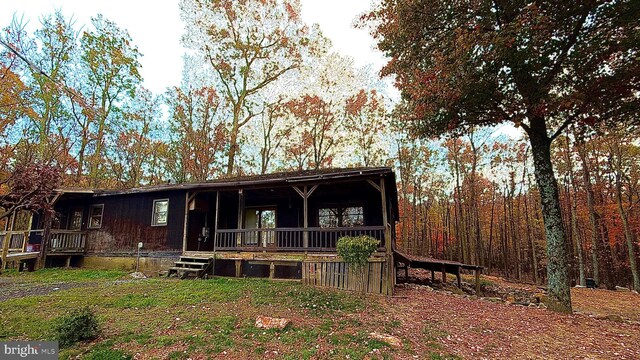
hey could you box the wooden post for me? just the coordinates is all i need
[182,192,196,252]
[65,255,72,268]
[475,269,481,295]
[38,213,53,269]
[303,185,308,249]
[404,263,409,282]
[269,262,275,279]
[431,269,435,283]
[213,191,219,276]
[1,231,10,271]
[235,260,242,278]
[380,178,395,295]
[441,264,446,284]
[25,214,33,250]
[456,266,462,288]
[293,185,317,251]
[237,189,244,247]
[22,231,29,252]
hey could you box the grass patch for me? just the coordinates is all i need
[1,271,399,358]
[112,294,159,309]
[83,344,132,360]
[1,268,126,283]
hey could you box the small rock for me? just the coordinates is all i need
[369,332,403,348]
[255,316,290,330]
[615,286,630,292]
[130,272,147,279]
[606,314,624,322]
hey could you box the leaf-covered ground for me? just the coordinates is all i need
[1,269,639,359]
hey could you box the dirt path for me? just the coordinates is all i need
[0,279,97,302]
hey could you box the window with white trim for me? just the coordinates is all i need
[152,199,169,226]
[88,204,104,229]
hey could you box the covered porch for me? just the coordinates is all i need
[182,174,395,255]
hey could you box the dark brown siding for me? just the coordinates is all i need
[53,190,187,255]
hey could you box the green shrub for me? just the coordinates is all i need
[54,307,100,348]
[336,235,379,269]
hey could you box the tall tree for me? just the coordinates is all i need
[344,89,389,167]
[366,0,640,313]
[180,0,324,176]
[77,15,141,187]
[166,85,228,182]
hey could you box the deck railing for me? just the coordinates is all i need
[0,231,29,253]
[214,226,385,252]
[48,230,87,253]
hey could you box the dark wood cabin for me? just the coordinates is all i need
[26,167,400,294]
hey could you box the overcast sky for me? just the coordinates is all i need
[0,0,389,95]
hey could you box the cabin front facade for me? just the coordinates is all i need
[24,168,399,294]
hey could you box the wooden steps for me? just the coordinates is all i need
[168,256,213,279]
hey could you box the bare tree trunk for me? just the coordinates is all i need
[576,138,615,290]
[614,169,640,291]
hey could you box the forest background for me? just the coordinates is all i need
[1,0,639,296]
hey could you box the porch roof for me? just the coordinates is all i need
[57,167,396,198]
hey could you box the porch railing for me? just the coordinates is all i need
[0,231,29,253]
[48,230,87,253]
[214,226,385,252]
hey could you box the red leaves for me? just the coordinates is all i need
[0,162,62,220]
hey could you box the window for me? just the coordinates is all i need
[69,209,83,230]
[152,199,169,226]
[318,206,364,227]
[88,204,104,229]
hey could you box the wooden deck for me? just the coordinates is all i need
[1,230,87,271]
[394,249,484,293]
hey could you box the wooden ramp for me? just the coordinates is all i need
[394,249,483,293]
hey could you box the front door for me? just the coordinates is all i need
[68,207,83,230]
[244,208,276,247]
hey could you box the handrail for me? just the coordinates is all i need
[48,230,87,253]
[214,226,386,252]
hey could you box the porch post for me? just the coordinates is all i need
[237,189,244,247]
[213,191,220,276]
[183,192,198,253]
[293,185,317,251]
[38,212,52,269]
[303,185,308,249]
[214,191,220,249]
[1,231,10,271]
[182,192,189,253]
[380,177,395,293]
[380,178,391,255]
[37,192,61,269]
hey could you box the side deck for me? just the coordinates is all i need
[1,230,88,271]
